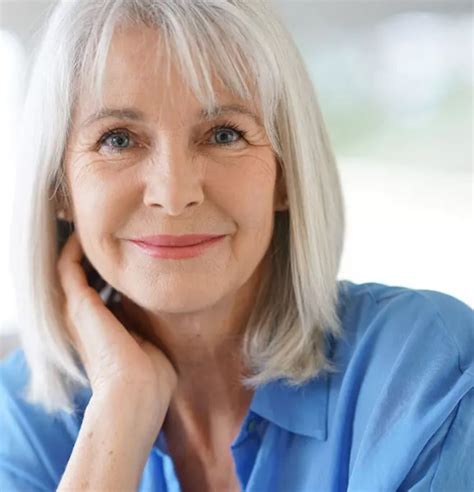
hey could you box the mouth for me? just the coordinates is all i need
[128,235,227,259]
[130,234,226,247]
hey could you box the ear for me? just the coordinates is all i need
[55,197,74,222]
[54,181,74,222]
[56,208,74,222]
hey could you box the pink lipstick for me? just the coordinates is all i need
[129,234,227,259]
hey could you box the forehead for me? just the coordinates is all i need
[75,24,261,124]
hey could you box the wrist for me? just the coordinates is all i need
[89,385,167,436]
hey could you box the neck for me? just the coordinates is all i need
[113,260,267,452]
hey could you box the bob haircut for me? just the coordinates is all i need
[10,0,347,415]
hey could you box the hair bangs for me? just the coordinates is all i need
[75,0,281,155]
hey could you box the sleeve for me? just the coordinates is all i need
[0,365,61,492]
[347,288,474,492]
[0,466,52,492]
[399,291,474,491]
[429,387,474,490]
[398,386,474,491]
[0,384,54,492]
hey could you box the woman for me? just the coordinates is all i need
[1,0,472,491]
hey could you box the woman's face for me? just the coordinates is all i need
[64,26,287,314]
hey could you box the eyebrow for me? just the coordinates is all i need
[80,103,262,129]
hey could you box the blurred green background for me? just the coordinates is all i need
[275,1,472,307]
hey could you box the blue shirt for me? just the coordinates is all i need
[1,280,473,491]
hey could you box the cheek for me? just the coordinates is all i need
[70,165,137,234]
[218,155,277,229]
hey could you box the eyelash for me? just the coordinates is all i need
[97,120,248,154]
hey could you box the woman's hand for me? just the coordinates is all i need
[56,230,178,407]
[56,231,177,490]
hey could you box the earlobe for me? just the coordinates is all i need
[56,208,74,223]
[55,190,74,222]
[54,179,73,221]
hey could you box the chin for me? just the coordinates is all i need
[128,282,229,314]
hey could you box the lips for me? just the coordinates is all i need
[132,234,226,247]
[129,235,227,259]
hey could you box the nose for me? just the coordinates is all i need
[142,136,205,216]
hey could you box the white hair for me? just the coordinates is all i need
[11,0,347,415]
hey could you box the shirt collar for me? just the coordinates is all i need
[74,339,334,445]
[150,366,329,458]
[74,285,346,446]
[249,365,330,441]
[150,368,330,457]
[73,359,330,445]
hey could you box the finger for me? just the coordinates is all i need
[57,231,91,303]
[57,232,94,355]
[57,232,127,363]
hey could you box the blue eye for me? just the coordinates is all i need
[209,123,247,146]
[108,133,129,148]
[97,122,248,154]
[99,129,134,153]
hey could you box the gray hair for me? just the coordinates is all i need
[11,0,346,415]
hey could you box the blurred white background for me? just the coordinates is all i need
[0,1,472,342]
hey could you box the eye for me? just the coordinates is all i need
[98,128,135,153]
[208,122,247,147]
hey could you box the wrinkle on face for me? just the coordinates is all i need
[62,22,287,365]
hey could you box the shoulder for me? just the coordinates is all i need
[334,281,474,489]
[0,348,33,402]
[337,280,473,373]
[0,349,79,491]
